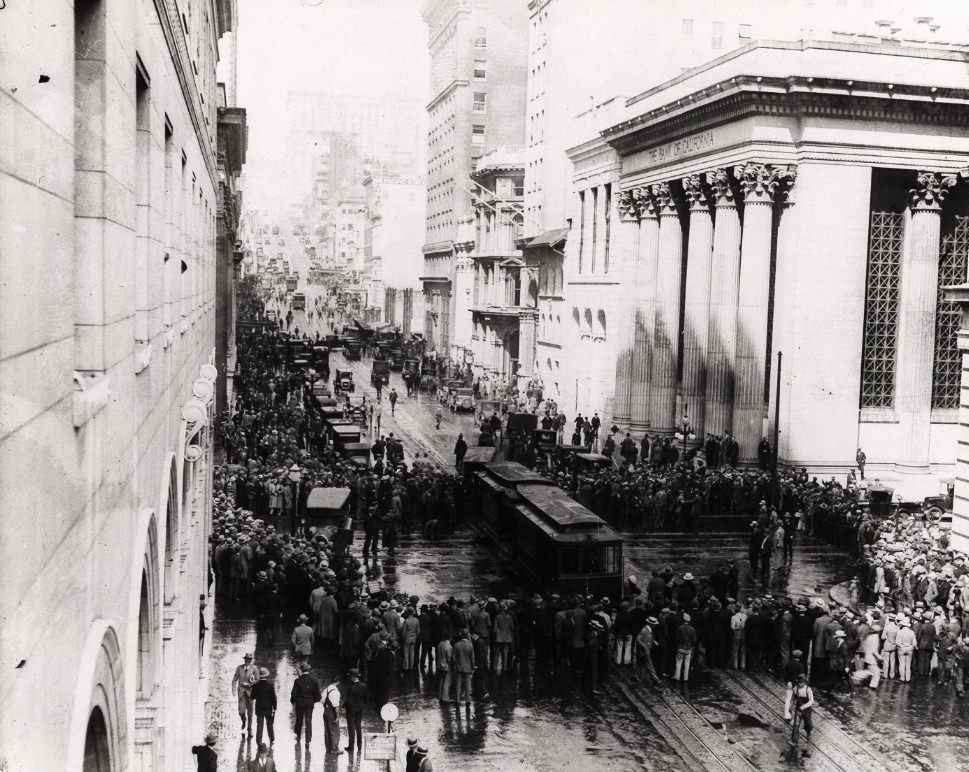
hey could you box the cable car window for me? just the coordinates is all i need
[560,547,580,575]
[583,546,604,575]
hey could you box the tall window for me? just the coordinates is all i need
[578,191,585,273]
[590,187,599,273]
[711,21,724,50]
[473,92,486,113]
[603,183,612,273]
[471,124,485,145]
[860,211,903,408]
[473,27,487,48]
[135,66,151,345]
[933,216,969,408]
[682,18,694,34]
[473,59,487,79]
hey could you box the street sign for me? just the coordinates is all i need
[364,733,397,761]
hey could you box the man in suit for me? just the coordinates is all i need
[290,661,321,747]
[248,742,276,771]
[250,668,277,745]
[452,630,475,705]
[191,731,218,772]
[343,668,369,755]
[231,653,258,737]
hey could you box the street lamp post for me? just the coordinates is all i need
[673,405,696,459]
[288,463,302,536]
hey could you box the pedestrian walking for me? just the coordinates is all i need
[191,732,218,772]
[251,668,277,745]
[290,661,321,747]
[437,636,454,702]
[321,674,342,755]
[454,433,467,474]
[415,743,435,771]
[292,613,314,663]
[247,743,276,771]
[435,404,443,430]
[343,668,368,754]
[674,613,696,681]
[231,653,258,737]
[389,388,398,416]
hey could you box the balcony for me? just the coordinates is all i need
[472,145,525,177]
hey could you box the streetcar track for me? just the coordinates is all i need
[743,671,901,772]
[719,669,892,772]
[607,669,759,772]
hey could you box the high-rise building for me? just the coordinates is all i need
[420,0,528,361]
[0,1,243,769]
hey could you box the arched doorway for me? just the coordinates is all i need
[83,707,111,772]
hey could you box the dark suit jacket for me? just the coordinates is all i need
[192,745,218,772]
[248,758,276,772]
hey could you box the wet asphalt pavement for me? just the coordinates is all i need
[206,289,969,771]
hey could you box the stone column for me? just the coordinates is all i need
[611,190,641,426]
[630,188,659,432]
[518,308,538,394]
[897,172,956,471]
[732,163,795,464]
[647,182,684,435]
[704,168,743,438]
[943,283,969,553]
[681,173,715,441]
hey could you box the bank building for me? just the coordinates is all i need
[564,39,969,493]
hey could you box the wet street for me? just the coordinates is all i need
[206,290,969,772]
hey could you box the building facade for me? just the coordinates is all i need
[0,1,239,769]
[421,0,528,361]
[590,40,969,481]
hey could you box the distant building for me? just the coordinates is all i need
[421,0,528,361]
[361,173,427,334]
[0,0,242,769]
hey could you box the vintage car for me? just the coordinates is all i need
[334,369,354,393]
[453,387,475,412]
[371,359,390,388]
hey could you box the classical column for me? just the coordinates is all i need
[518,308,538,394]
[704,168,743,437]
[732,163,795,464]
[943,283,969,553]
[897,172,956,471]
[611,190,641,426]
[630,187,659,432]
[681,173,715,441]
[647,182,684,435]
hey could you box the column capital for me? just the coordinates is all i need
[617,189,639,222]
[706,167,738,208]
[682,173,711,212]
[633,186,658,220]
[734,163,796,205]
[911,171,957,211]
[519,308,539,324]
[650,182,680,216]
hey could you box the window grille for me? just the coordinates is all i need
[932,215,969,408]
[860,211,903,408]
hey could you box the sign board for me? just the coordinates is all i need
[364,733,398,762]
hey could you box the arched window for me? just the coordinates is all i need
[473,26,487,47]
[164,461,178,604]
[83,707,111,772]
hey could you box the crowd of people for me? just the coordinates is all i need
[203,284,969,772]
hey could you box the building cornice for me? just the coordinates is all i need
[603,74,969,157]
[427,79,471,111]
[152,0,217,186]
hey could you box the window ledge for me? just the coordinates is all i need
[859,407,899,424]
[931,408,959,424]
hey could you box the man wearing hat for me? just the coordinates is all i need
[290,661,321,747]
[321,673,342,754]
[414,743,434,771]
[247,742,276,771]
[343,668,369,754]
[292,613,314,663]
[251,667,277,745]
[405,737,421,772]
[191,731,218,772]
[231,653,258,736]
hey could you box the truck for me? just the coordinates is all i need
[370,359,390,388]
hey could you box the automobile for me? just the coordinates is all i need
[311,378,331,398]
[265,308,279,321]
[453,387,475,412]
[371,359,390,388]
[343,341,362,360]
[477,399,502,422]
[444,379,464,398]
[388,350,404,371]
[325,333,341,349]
[922,479,954,526]
[533,428,558,451]
[334,369,354,393]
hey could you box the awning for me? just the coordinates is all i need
[524,227,569,249]
[353,319,375,332]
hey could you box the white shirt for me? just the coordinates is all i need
[322,683,341,710]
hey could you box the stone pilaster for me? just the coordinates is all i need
[897,171,956,471]
[943,283,969,553]
[517,307,538,394]
[630,187,659,432]
[648,181,684,435]
[681,173,714,441]
[704,168,742,437]
[732,163,795,464]
[611,189,641,425]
